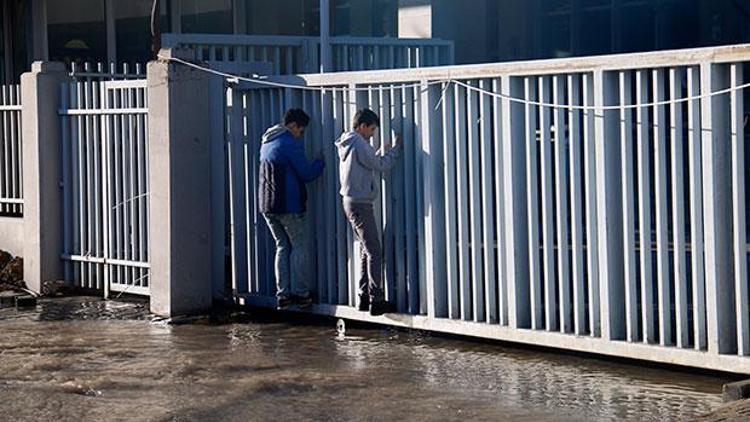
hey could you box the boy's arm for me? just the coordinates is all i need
[355,136,401,171]
[288,141,325,182]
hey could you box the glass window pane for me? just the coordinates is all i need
[115,0,169,66]
[47,0,106,65]
[332,0,396,37]
[181,0,233,34]
[619,3,654,53]
[246,0,317,36]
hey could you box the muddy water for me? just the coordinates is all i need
[0,298,733,421]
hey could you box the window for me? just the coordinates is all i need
[332,0,397,37]
[115,0,170,66]
[245,0,318,36]
[180,0,232,34]
[47,0,107,65]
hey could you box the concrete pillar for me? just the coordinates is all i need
[147,49,213,317]
[21,61,70,293]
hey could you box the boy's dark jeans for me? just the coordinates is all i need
[342,200,385,302]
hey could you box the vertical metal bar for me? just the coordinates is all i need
[554,75,571,333]
[502,76,531,329]
[8,86,17,214]
[382,86,396,306]
[247,90,257,294]
[391,86,406,312]
[455,83,472,321]
[404,85,419,314]
[620,70,638,342]
[467,80,485,322]
[114,87,123,287]
[335,89,348,304]
[493,78,508,326]
[594,69,625,341]
[128,85,138,288]
[415,83,428,315]
[480,79,497,323]
[227,89,239,295]
[442,82,459,319]
[583,72,600,337]
[92,81,102,290]
[731,63,749,355]
[568,74,586,335]
[670,67,689,348]
[701,62,736,355]
[539,76,557,331]
[76,81,87,288]
[636,70,656,344]
[421,81,446,318]
[1,86,8,215]
[687,66,706,351]
[653,68,672,346]
[62,83,72,283]
[100,82,110,296]
[525,76,542,330]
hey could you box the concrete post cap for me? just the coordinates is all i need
[30,61,67,73]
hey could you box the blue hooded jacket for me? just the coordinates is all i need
[258,124,324,214]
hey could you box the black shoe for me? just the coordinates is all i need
[369,300,395,316]
[293,294,313,309]
[277,296,292,310]
[357,295,370,312]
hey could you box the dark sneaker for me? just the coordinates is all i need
[293,295,313,309]
[369,301,396,316]
[277,296,292,310]
[357,295,370,312]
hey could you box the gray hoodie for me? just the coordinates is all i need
[335,131,400,203]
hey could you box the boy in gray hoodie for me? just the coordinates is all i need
[335,108,401,316]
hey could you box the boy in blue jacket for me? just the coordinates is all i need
[258,109,324,309]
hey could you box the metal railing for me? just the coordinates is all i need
[0,84,22,217]
[224,43,750,373]
[59,78,150,296]
[162,33,455,74]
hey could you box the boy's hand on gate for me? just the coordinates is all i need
[393,135,403,150]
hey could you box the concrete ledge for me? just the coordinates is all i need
[0,216,24,257]
[238,294,750,375]
[724,379,750,403]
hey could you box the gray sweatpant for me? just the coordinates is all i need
[342,200,384,302]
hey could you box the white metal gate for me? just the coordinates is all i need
[61,79,150,296]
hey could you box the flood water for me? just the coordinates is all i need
[0,297,734,421]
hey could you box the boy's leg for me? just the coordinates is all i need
[343,201,384,302]
[277,213,313,301]
[262,214,292,303]
[357,240,370,310]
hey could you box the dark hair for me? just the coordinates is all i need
[352,108,380,129]
[283,108,310,127]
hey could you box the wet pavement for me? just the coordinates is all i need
[0,297,738,421]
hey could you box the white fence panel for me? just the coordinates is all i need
[0,84,22,216]
[60,79,150,296]
[219,44,750,373]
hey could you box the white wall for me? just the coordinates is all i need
[0,217,24,257]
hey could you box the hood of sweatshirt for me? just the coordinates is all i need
[262,124,288,144]
[335,130,360,161]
